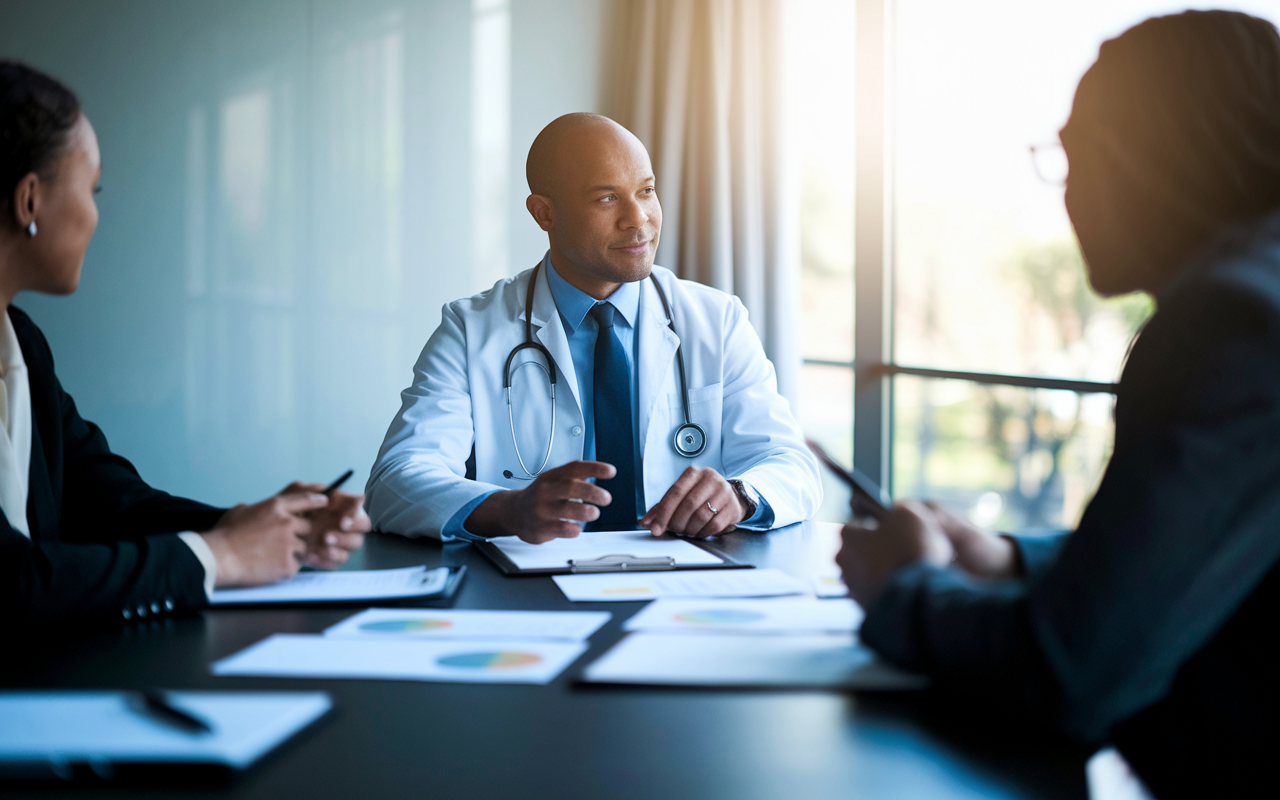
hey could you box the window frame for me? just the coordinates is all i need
[805,0,1120,498]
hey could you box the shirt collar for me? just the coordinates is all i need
[0,310,24,378]
[542,252,640,334]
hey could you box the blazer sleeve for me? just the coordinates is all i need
[861,279,1280,742]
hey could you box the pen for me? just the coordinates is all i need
[135,689,213,734]
[322,469,355,496]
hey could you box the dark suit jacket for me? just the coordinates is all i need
[861,210,1280,798]
[0,307,225,627]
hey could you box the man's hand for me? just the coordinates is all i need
[640,467,745,538]
[923,501,1020,580]
[466,461,615,544]
[200,492,330,588]
[835,500,954,607]
[280,482,371,569]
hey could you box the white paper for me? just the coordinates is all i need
[489,530,724,570]
[623,598,864,634]
[0,691,332,768]
[212,634,586,685]
[552,568,807,602]
[324,608,610,642]
[812,572,849,598]
[582,633,927,690]
[209,566,449,606]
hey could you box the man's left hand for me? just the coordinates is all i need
[280,481,371,568]
[640,467,745,538]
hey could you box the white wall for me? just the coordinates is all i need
[0,0,612,505]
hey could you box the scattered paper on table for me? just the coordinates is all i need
[212,634,586,685]
[210,565,449,606]
[553,568,807,602]
[324,608,610,641]
[812,572,849,598]
[581,633,927,690]
[622,598,863,634]
[490,530,724,570]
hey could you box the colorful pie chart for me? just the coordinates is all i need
[437,651,543,669]
[673,609,767,625]
[360,618,453,633]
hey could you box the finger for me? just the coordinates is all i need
[545,460,617,482]
[281,481,326,495]
[687,486,737,538]
[323,531,365,552]
[640,467,701,534]
[557,479,612,507]
[668,475,718,535]
[549,500,600,523]
[278,492,330,514]
[520,522,584,544]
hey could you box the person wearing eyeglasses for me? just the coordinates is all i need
[366,113,821,544]
[0,61,370,627]
[837,10,1280,798]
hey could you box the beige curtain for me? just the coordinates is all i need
[604,0,801,405]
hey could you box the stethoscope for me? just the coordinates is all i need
[502,264,706,480]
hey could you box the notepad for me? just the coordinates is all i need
[212,634,587,685]
[622,598,864,634]
[552,568,807,602]
[581,633,927,690]
[209,565,453,606]
[484,530,728,572]
[0,691,332,778]
[324,608,610,641]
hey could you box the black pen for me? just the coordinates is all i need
[135,689,213,734]
[322,469,355,496]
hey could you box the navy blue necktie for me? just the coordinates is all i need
[588,302,637,530]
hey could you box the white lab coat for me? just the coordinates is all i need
[365,263,822,539]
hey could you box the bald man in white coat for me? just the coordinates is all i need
[366,113,820,544]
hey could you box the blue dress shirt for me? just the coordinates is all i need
[443,253,773,539]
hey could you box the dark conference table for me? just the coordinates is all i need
[4,522,1092,800]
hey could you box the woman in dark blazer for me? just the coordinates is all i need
[837,11,1280,798]
[0,61,369,626]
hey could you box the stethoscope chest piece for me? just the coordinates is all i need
[673,422,707,457]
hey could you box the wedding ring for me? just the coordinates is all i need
[706,502,719,515]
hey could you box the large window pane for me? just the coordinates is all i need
[893,376,1117,530]
[891,0,1278,381]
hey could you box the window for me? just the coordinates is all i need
[799,0,1280,529]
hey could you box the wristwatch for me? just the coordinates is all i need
[728,479,760,519]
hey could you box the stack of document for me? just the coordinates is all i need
[581,598,927,690]
[212,609,609,686]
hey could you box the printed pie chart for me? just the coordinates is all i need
[673,609,767,625]
[360,618,453,633]
[437,651,543,669]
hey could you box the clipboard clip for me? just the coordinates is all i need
[568,554,676,573]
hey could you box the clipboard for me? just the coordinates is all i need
[475,534,749,576]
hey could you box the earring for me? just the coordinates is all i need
[26,221,36,237]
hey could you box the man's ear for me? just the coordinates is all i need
[10,173,39,230]
[526,194,554,232]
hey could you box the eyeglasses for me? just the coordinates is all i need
[1029,142,1068,187]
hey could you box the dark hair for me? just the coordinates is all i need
[1069,11,1280,239]
[0,60,81,213]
